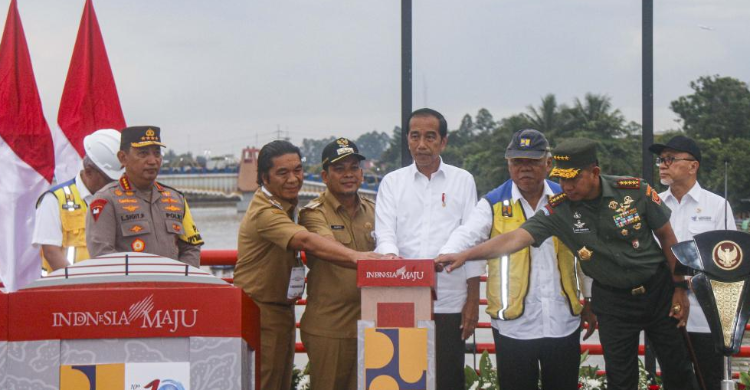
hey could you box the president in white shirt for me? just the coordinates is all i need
[650,135,736,390]
[374,108,484,390]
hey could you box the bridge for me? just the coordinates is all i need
[157,172,377,208]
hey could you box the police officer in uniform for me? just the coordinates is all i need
[298,138,375,390]
[86,126,203,266]
[33,129,123,271]
[437,139,699,390]
[234,140,380,390]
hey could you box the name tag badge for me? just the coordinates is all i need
[331,225,345,230]
[287,266,306,299]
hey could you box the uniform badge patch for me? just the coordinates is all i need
[130,225,143,233]
[131,238,145,252]
[90,199,108,222]
[122,205,139,212]
[118,199,138,204]
[164,205,182,212]
[161,198,179,204]
[172,223,182,232]
[578,246,593,261]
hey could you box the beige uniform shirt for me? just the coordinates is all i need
[235,187,307,305]
[86,176,203,267]
[298,190,375,338]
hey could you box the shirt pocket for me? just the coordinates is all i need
[688,220,715,235]
[332,229,352,246]
[165,220,185,235]
[121,220,151,237]
[60,209,86,231]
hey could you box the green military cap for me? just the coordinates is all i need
[549,138,598,179]
[120,126,166,149]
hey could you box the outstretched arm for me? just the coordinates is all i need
[436,228,535,272]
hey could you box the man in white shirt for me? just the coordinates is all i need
[650,135,735,390]
[441,129,592,390]
[374,108,484,390]
[32,129,123,271]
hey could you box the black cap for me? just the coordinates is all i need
[120,126,166,150]
[505,129,549,159]
[648,135,701,162]
[550,138,598,179]
[321,137,365,169]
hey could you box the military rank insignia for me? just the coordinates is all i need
[548,193,567,208]
[616,178,640,189]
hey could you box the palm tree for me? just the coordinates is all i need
[523,94,567,138]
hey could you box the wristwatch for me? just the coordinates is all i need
[673,280,689,290]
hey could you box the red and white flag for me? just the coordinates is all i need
[0,0,55,291]
[54,0,125,181]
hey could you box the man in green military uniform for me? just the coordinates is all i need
[86,126,203,266]
[298,137,376,390]
[437,139,699,390]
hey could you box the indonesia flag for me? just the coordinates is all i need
[0,0,54,291]
[53,0,125,181]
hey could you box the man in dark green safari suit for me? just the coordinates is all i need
[437,139,699,390]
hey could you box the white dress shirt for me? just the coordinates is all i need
[661,181,736,333]
[374,160,486,314]
[442,181,584,339]
[32,173,94,248]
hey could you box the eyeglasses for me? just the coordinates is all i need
[655,156,696,167]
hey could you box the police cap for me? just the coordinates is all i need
[321,137,365,169]
[120,126,166,150]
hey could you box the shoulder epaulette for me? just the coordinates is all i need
[548,193,568,208]
[303,200,322,210]
[615,178,641,189]
[362,197,375,205]
[156,182,184,196]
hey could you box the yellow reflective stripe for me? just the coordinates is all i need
[498,255,510,320]
[62,185,76,211]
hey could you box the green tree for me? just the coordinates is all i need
[670,75,750,141]
[377,126,402,173]
[300,136,335,167]
[523,94,568,140]
[562,93,632,139]
[355,131,390,161]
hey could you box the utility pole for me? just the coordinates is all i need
[401,0,413,167]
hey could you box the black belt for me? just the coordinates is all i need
[594,263,667,296]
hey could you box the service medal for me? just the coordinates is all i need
[578,246,593,261]
[609,200,618,210]
[634,223,642,230]
[632,239,640,249]
[621,229,628,236]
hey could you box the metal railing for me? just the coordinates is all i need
[201,249,750,358]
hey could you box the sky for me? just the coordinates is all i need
[14,0,750,157]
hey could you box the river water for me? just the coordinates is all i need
[191,206,750,379]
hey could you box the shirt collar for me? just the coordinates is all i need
[510,180,556,204]
[261,186,297,212]
[323,189,364,214]
[600,175,618,199]
[75,172,94,200]
[409,157,446,180]
[662,181,702,204]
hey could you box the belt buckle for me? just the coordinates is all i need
[631,285,646,295]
